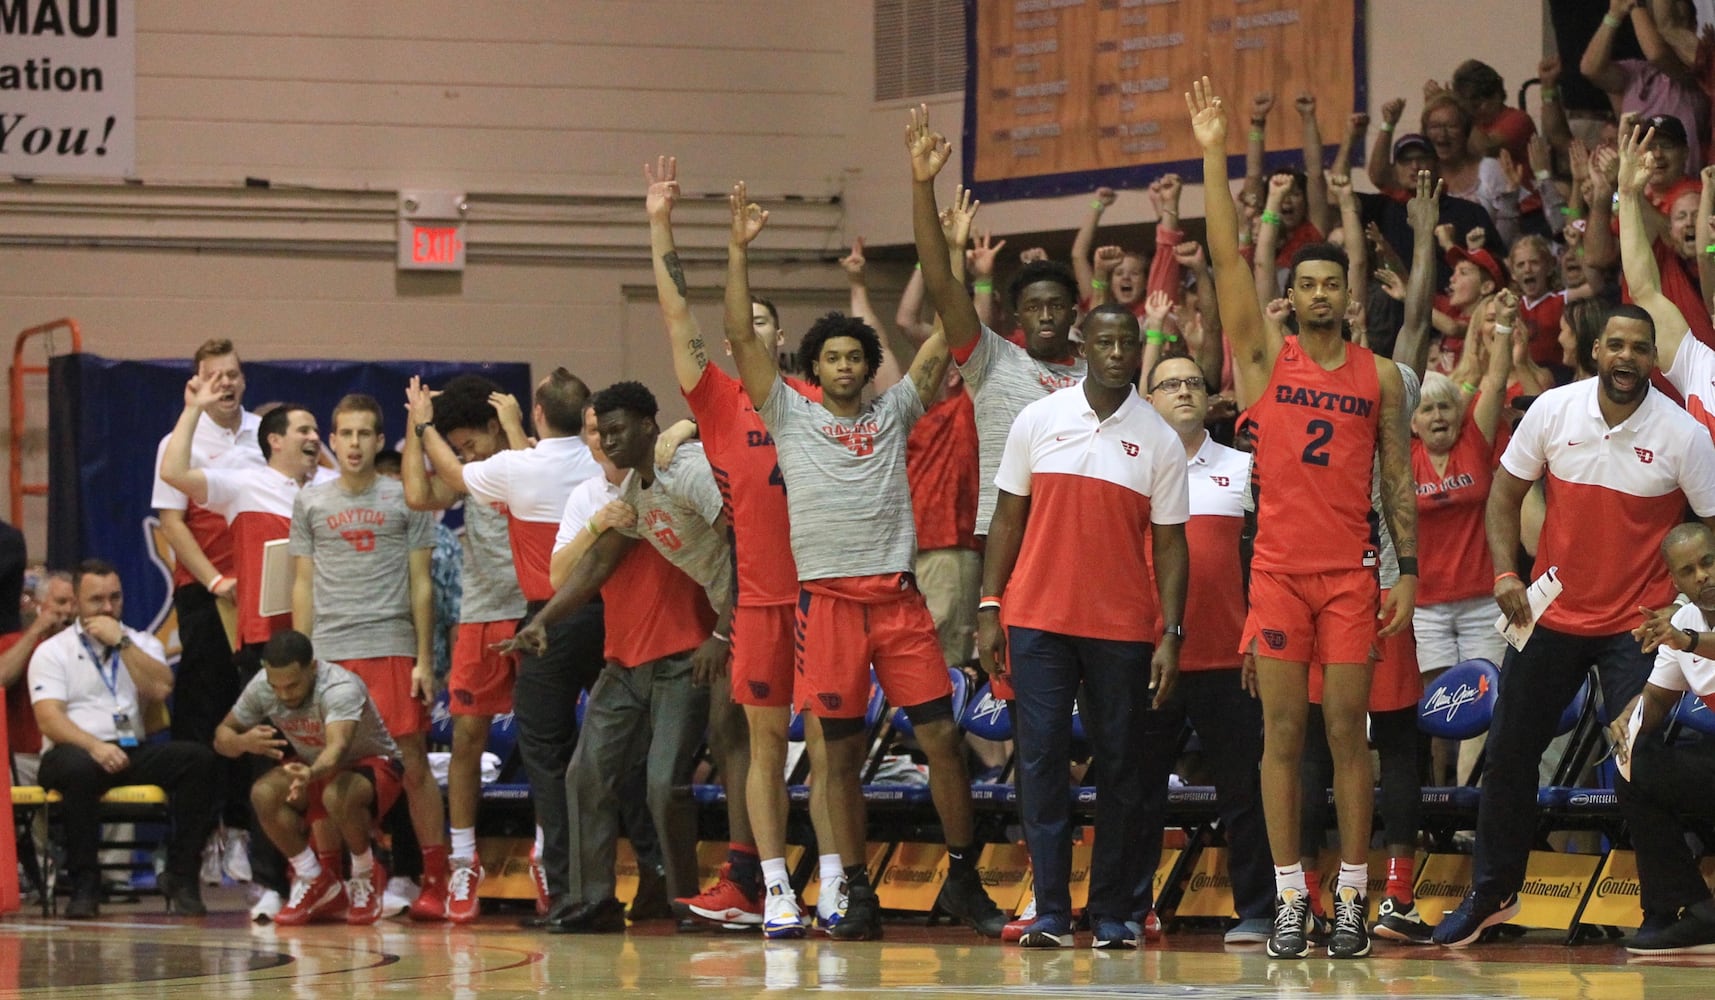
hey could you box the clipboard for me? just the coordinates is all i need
[259,538,295,617]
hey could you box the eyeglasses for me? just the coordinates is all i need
[1151,376,1206,393]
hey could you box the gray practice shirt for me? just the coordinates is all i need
[231,660,399,763]
[758,375,924,581]
[459,497,526,624]
[290,476,436,660]
[616,443,734,611]
[957,325,1085,535]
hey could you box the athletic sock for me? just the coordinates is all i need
[421,843,449,882]
[760,857,792,895]
[350,849,375,879]
[290,847,322,881]
[729,843,763,892]
[1301,868,1325,916]
[1273,863,1306,897]
[449,826,477,861]
[946,843,976,879]
[1385,855,1415,903]
[1337,861,1367,895]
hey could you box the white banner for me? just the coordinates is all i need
[0,0,135,178]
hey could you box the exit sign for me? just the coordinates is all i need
[398,190,467,271]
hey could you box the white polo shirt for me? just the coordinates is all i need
[995,381,1188,642]
[28,620,167,749]
[1501,378,1715,635]
[1651,603,1715,709]
[1177,434,1252,671]
[150,410,262,588]
[462,436,601,602]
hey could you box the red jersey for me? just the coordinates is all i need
[1521,290,1566,368]
[906,384,979,552]
[1250,338,1383,574]
[1412,420,1495,605]
[683,364,821,608]
[600,542,715,668]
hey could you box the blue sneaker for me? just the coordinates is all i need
[1431,891,1520,948]
[1017,913,1075,948]
[1091,917,1138,950]
[1224,916,1274,945]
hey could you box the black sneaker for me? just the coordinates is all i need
[830,882,882,941]
[159,871,208,917]
[547,896,626,934]
[1327,886,1372,958]
[1431,890,1520,948]
[1626,909,1715,955]
[1373,894,1432,944]
[1267,887,1310,959]
[935,868,1007,938]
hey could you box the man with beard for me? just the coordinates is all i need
[1434,300,1715,946]
[1612,523,1715,953]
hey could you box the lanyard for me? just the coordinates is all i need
[78,631,123,700]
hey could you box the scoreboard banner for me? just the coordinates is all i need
[963,0,1366,201]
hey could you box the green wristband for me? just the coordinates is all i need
[1461,382,1477,394]
[1146,329,1165,344]
[1261,209,1283,226]
[972,280,993,293]
[1091,279,1109,290]
[1248,130,1264,142]
[1092,199,1106,211]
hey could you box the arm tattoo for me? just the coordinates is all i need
[910,351,951,405]
[687,336,708,368]
[662,251,688,299]
[1379,401,1417,559]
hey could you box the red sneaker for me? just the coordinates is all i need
[347,861,387,926]
[1143,909,1163,942]
[409,874,449,921]
[277,869,347,926]
[446,858,484,925]
[1001,895,1038,943]
[529,846,550,917]
[674,863,763,926]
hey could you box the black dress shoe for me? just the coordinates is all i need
[159,871,208,917]
[64,887,100,920]
[628,866,674,921]
[548,897,626,934]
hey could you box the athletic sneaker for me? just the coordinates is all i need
[1267,887,1311,959]
[381,876,419,917]
[249,888,284,923]
[1372,894,1433,944]
[347,862,387,926]
[934,867,1007,938]
[813,877,847,935]
[1626,907,1715,954]
[1327,886,1371,958]
[829,882,882,941]
[1430,891,1520,948]
[1017,913,1075,948]
[762,884,807,940]
[529,845,551,917]
[1001,895,1038,943]
[276,869,347,926]
[446,858,484,925]
[1224,916,1273,945]
[410,875,449,921]
[1142,909,1162,942]
[678,864,764,926]
[222,827,254,883]
[200,830,225,886]
[1092,917,1139,950]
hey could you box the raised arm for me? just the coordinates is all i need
[1580,0,1633,94]
[895,267,935,343]
[1375,360,1418,638]
[908,105,980,349]
[1474,291,1519,443]
[840,237,903,392]
[1189,76,1276,407]
[1537,57,1573,154]
[967,230,1006,332]
[646,155,713,396]
[1699,166,1715,313]
[1368,98,1406,193]
[401,389,458,511]
[1582,145,1620,269]
[724,181,779,409]
[1146,174,1186,296]
[1617,124,1692,370]
[1254,173,1291,305]
[1175,240,1225,384]
[1071,187,1117,302]
[407,376,470,496]
[1297,92,1332,235]
[1631,1,1696,83]
[1330,173,1366,310]
[1395,170,1445,378]
[1332,112,1368,180]
[1242,91,1275,206]
[907,327,953,410]
[160,377,223,507]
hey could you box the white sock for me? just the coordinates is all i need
[450,826,477,860]
[819,853,844,885]
[1337,862,1367,895]
[819,853,846,915]
[533,825,544,857]
[350,849,374,878]
[761,857,792,893]
[289,847,321,881]
[1274,863,1306,896]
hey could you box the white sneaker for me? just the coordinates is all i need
[763,884,807,940]
[249,888,283,923]
[814,876,847,934]
[201,830,226,886]
[222,828,254,883]
[382,876,419,917]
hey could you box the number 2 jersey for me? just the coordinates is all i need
[1249,337,1383,575]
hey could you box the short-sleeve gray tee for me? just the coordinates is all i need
[757,376,924,581]
[957,325,1085,535]
[458,497,526,624]
[617,443,734,611]
[231,660,399,762]
[289,476,436,660]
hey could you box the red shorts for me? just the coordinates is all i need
[1243,568,1379,666]
[795,574,951,719]
[1307,588,1422,712]
[303,755,404,827]
[731,604,795,708]
[340,656,430,737]
[448,621,519,716]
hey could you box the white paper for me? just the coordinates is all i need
[258,538,295,617]
[1495,565,1563,652]
[1617,698,1644,782]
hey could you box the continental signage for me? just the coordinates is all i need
[1515,851,1602,930]
[1414,853,1474,927]
[1577,850,1643,930]
[476,835,535,900]
[977,843,1032,913]
[1176,847,1237,918]
[965,0,1363,201]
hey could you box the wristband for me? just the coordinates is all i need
[1396,556,1419,577]
[1705,243,1715,255]
[414,420,433,439]
[1260,209,1282,225]
[978,595,1003,612]
[1534,168,1551,181]
[1146,329,1166,344]
[1494,324,1514,335]
[1092,199,1107,211]
[1091,278,1109,290]
[1167,334,1180,343]
[206,574,226,592]
[1602,12,1622,28]
[710,632,730,644]
[1561,206,1580,218]
[914,261,921,270]
[1461,381,1478,394]
[1379,122,1395,133]
[972,280,993,293]
[1690,630,1703,654]
[1248,130,1264,142]
[1495,571,1520,584]
[1540,87,1558,102]
[587,518,603,535]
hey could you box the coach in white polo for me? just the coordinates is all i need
[977,303,1189,950]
